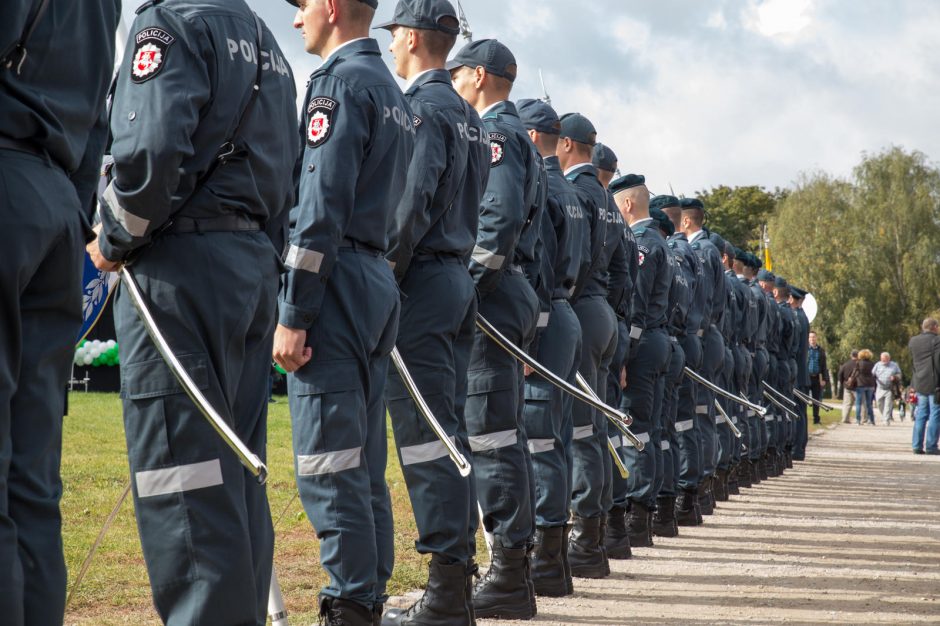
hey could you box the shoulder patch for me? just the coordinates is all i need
[131,27,176,83]
[306,97,339,147]
[637,244,651,267]
[489,132,507,167]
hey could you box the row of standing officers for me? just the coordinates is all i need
[0,0,814,625]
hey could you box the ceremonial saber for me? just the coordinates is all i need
[683,367,767,416]
[574,372,644,452]
[268,568,289,626]
[762,381,797,408]
[120,266,268,482]
[713,400,743,439]
[792,387,835,411]
[475,314,635,429]
[390,347,472,477]
[763,390,799,420]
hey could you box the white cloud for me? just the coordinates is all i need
[744,0,815,42]
[706,10,729,30]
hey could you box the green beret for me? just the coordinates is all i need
[650,194,681,211]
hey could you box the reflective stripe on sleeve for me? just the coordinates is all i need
[285,244,325,273]
[537,312,550,328]
[136,459,223,498]
[629,325,643,340]
[675,419,694,432]
[661,440,671,450]
[572,425,594,440]
[297,447,362,476]
[471,245,505,270]
[527,438,555,454]
[105,182,150,237]
[634,431,650,444]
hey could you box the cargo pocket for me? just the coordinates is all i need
[466,366,517,450]
[122,352,214,589]
[522,380,554,444]
[291,359,366,477]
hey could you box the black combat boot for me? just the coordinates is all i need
[785,448,794,468]
[758,452,770,480]
[472,543,535,620]
[675,489,699,526]
[567,515,609,578]
[727,465,741,495]
[603,506,633,559]
[374,604,383,626]
[750,458,762,483]
[598,513,611,570]
[465,561,478,626]
[625,501,653,547]
[382,554,472,626]
[713,469,730,502]
[561,523,574,595]
[698,477,715,515]
[651,496,679,537]
[320,596,375,626]
[736,462,752,489]
[531,526,569,597]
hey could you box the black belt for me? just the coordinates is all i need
[164,214,261,234]
[340,237,384,256]
[413,251,462,263]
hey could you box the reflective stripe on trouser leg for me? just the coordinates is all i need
[676,333,703,490]
[523,301,580,527]
[385,259,476,563]
[467,273,538,548]
[570,296,616,518]
[618,328,669,509]
[115,231,280,624]
[289,252,399,607]
[0,156,85,626]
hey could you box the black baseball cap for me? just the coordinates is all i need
[558,113,596,145]
[286,0,378,7]
[517,98,560,134]
[446,39,517,82]
[374,0,459,34]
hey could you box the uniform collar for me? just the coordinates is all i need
[480,100,517,120]
[630,216,655,232]
[404,67,449,93]
[318,37,375,70]
[669,232,688,242]
[687,229,705,244]
[543,155,561,172]
[564,162,596,178]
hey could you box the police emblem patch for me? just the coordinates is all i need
[131,27,175,83]
[638,245,650,266]
[413,115,423,129]
[306,96,338,147]
[489,132,507,167]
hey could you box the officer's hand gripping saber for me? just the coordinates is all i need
[475,314,644,452]
[762,381,798,408]
[792,387,835,411]
[120,266,268,482]
[762,390,799,420]
[713,399,743,439]
[683,366,767,417]
[391,347,472,477]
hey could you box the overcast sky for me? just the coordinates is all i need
[122,0,940,196]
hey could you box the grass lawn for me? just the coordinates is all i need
[62,392,431,625]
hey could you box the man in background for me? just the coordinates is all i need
[807,331,829,424]
[909,319,940,454]
[872,352,902,425]
[837,350,859,424]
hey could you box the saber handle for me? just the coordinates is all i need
[120,266,267,482]
[763,390,799,420]
[574,372,644,451]
[684,366,767,417]
[391,347,472,477]
[762,381,797,407]
[792,387,835,411]
[713,400,743,439]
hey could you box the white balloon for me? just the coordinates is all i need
[106,339,117,349]
[74,351,84,365]
[83,354,94,365]
[92,339,102,348]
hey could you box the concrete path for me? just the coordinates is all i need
[482,422,940,625]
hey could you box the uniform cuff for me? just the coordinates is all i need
[278,301,319,330]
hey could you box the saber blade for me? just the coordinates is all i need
[793,387,835,411]
[684,366,767,416]
[762,381,797,407]
[120,266,267,481]
[391,347,472,477]
[713,400,743,439]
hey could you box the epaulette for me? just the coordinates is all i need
[667,240,677,249]
[312,54,344,78]
[633,226,648,237]
[691,241,701,250]
[136,0,162,14]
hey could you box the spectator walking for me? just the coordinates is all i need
[838,350,859,424]
[872,352,902,424]
[908,318,940,454]
[807,331,830,424]
[853,350,876,425]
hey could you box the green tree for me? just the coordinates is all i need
[696,185,787,250]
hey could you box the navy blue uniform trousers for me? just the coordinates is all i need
[676,333,703,491]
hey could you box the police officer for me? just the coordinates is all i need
[375,2,487,623]
[517,98,589,598]
[555,113,621,576]
[789,286,811,461]
[649,201,692,537]
[89,1,297,622]
[747,259,772,482]
[731,247,759,490]
[679,198,726,517]
[449,38,541,620]
[757,268,782,478]
[658,197,707,526]
[2,2,118,623]
[274,1,414,623]
[774,276,797,467]
[612,176,673,547]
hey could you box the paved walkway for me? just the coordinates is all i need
[482,422,940,625]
